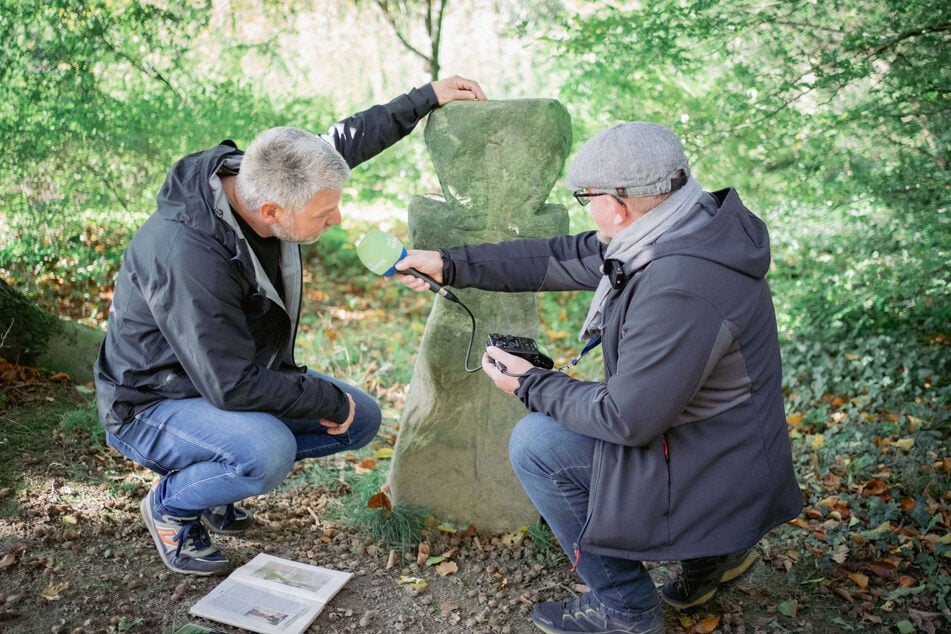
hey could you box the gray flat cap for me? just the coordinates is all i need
[565,122,690,196]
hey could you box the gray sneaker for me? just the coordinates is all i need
[140,489,229,576]
[201,503,254,535]
[532,592,664,634]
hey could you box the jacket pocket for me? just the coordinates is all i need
[580,438,671,558]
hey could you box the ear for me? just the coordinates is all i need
[613,200,627,225]
[259,201,283,225]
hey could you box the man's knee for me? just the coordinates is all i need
[239,426,297,493]
[347,401,382,449]
[509,413,556,473]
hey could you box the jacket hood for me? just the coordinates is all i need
[155,141,244,242]
[651,188,771,279]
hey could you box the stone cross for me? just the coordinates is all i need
[388,99,572,530]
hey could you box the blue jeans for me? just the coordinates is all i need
[107,370,381,518]
[509,413,660,615]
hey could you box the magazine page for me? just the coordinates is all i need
[233,553,353,603]
[189,579,320,634]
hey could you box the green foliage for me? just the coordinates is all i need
[770,203,950,339]
[59,398,105,446]
[525,0,950,341]
[329,466,430,552]
[525,519,567,569]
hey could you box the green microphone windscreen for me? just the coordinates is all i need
[356,229,407,276]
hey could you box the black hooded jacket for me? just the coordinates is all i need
[95,86,439,434]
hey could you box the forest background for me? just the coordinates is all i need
[0,1,948,633]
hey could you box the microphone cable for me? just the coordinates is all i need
[405,267,482,373]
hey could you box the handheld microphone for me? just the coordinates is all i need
[356,229,480,372]
[356,229,460,304]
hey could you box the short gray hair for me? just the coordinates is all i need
[236,126,350,213]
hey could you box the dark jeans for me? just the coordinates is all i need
[509,413,660,614]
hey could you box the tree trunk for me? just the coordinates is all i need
[0,279,103,384]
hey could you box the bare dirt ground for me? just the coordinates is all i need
[0,379,941,634]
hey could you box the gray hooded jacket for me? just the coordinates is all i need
[95,86,439,434]
[441,189,802,560]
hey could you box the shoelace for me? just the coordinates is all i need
[173,520,213,556]
[563,593,604,622]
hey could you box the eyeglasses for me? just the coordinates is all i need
[573,190,625,206]
[573,174,688,206]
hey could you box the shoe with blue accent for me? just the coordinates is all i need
[531,592,664,633]
[140,489,230,576]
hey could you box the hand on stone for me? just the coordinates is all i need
[394,249,444,292]
[482,346,532,395]
[431,75,487,105]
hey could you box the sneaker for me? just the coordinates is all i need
[201,503,254,535]
[139,489,230,576]
[532,592,664,634]
[662,548,759,610]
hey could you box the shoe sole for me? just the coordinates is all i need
[140,495,225,576]
[663,550,760,610]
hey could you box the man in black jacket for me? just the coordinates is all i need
[396,122,802,633]
[94,76,486,575]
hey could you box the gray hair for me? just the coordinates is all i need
[236,126,350,214]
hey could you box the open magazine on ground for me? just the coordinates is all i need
[189,553,353,634]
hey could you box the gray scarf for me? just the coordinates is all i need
[579,178,704,340]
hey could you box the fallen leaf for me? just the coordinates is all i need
[892,437,915,451]
[786,413,803,426]
[861,479,890,496]
[0,553,16,568]
[366,491,391,511]
[41,582,69,600]
[897,575,917,588]
[61,515,78,525]
[777,599,798,617]
[848,572,869,589]
[373,447,394,460]
[895,620,914,634]
[833,586,854,602]
[831,543,849,564]
[694,615,721,633]
[435,560,458,576]
[417,543,431,566]
[396,575,427,588]
[358,458,377,470]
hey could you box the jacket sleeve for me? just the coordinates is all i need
[444,232,605,292]
[139,227,350,422]
[515,285,727,447]
[325,84,439,168]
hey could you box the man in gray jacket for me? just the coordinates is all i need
[94,76,486,576]
[396,122,802,633]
